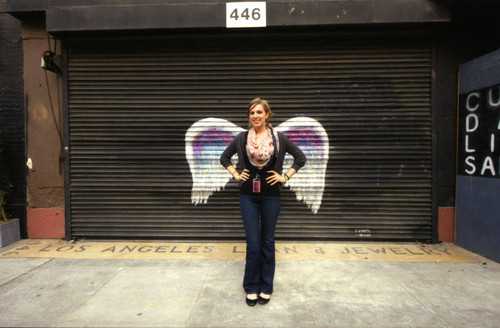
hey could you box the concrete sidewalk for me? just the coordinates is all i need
[0,242,499,327]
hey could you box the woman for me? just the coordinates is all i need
[220,98,306,306]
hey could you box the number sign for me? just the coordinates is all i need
[226,2,266,28]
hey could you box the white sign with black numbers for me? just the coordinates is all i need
[226,2,266,28]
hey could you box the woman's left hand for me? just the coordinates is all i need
[266,170,286,186]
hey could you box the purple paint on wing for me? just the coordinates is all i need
[283,127,326,159]
[193,129,236,160]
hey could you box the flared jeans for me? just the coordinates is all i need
[239,194,281,295]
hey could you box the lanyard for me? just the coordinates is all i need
[252,173,261,193]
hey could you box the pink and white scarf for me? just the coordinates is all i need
[246,125,279,169]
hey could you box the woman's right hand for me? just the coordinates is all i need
[236,169,250,181]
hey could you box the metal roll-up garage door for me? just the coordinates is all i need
[66,32,432,240]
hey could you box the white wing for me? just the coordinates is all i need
[185,118,244,205]
[276,117,329,214]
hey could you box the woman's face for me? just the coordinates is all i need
[249,104,270,130]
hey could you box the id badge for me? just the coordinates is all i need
[252,175,261,193]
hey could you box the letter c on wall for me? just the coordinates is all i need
[466,92,480,112]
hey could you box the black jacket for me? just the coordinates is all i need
[220,130,307,195]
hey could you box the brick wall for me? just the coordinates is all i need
[0,7,27,237]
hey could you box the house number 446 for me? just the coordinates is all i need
[226,2,267,28]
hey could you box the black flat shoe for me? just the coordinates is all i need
[246,296,258,307]
[258,295,271,305]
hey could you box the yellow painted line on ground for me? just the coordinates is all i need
[0,239,479,263]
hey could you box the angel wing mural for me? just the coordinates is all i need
[185,117,329,214]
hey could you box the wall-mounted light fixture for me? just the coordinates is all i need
[41,50,61,74]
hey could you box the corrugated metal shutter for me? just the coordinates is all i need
[66,32,432,240]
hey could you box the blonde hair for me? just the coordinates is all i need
[247,98,273,123]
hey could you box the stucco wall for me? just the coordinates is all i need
[22,18,64,238]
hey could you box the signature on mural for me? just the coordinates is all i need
[185,117,329,214]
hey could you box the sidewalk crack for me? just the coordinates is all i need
[0,258,54,288]
[375,262,452,328]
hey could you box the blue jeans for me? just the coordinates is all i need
[239,194,281,295]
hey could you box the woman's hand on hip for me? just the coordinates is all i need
[236,169,250,181]
[266,170,286,186]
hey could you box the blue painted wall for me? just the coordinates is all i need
[456,49,500,262]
